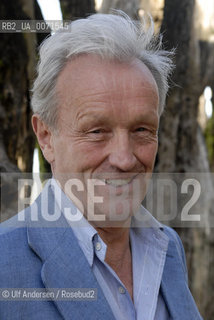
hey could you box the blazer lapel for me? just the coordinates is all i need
[41,228,115,320]
[161,238,202,320]
[27,182,116,320]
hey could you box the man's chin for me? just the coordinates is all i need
[88,216,132,229]
[86,201,141,228]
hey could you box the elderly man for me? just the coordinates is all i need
[0,12,202,320]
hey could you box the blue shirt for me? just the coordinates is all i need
[51,179,170,320]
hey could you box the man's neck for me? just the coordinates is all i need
[97,226,130,258]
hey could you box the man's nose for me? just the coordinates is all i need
[108,131,137,171]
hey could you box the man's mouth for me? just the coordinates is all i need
[101,178,134,187]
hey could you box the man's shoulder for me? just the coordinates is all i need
[0,211,27,246]
[162,225,185,254]
[162,225,181,242]
[0,208,42,284]
[162,225,188,279]
[0,202,32,239]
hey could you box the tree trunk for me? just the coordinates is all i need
[158,0,214,318]
[0,0,49,220]
[99,0,139,19]
[60,0,95,20]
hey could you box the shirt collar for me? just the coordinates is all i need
[131,207,169,252]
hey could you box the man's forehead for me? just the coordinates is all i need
[57,54,155,83]
[56,54,158,101]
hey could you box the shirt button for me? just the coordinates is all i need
[118,286,126,294]
[95,242,102,251]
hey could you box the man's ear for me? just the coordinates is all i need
[31,115,55,164]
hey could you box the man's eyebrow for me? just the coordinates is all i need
[132,113,159,123]
[74,103,159,122]
[76,114,159,130]
[75,110,111,123]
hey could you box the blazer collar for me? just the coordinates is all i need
[27,181,116,320]
[161,230,202,320]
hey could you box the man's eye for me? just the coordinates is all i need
[136,127,147,132]
[90,129,102,134]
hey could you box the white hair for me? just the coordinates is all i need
[31,11,174,128]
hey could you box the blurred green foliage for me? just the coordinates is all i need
[205,113,214,170]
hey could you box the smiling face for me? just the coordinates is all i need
[33,54,159,226]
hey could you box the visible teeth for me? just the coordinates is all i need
[103,179,132,186]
